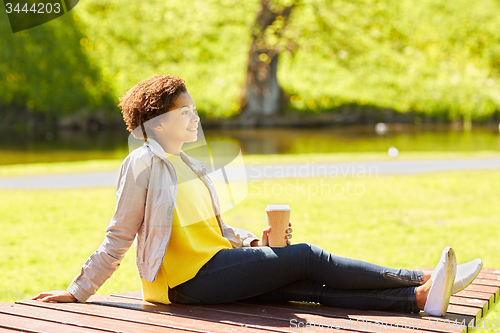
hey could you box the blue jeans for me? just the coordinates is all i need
[168,243,423,313]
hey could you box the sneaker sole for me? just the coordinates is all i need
[452,261,483,294]
[442,248,457,315]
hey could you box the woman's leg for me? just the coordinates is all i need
[242,280,420,313]
[168,243,423,312]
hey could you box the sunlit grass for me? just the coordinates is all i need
[1,168,499,328]
[0,160,123,177]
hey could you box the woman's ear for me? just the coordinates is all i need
[153,113,169,132]
[154,122,163,132]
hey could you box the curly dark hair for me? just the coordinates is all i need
[119,75,187,139]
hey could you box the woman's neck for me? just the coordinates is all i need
[153,137,182,156]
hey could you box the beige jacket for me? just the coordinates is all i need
[67,139,258,302]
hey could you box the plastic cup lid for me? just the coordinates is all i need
[265,204,291,211]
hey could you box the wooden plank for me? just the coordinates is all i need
[488,282,500,310]
[233,300,467,333]
[112,288,496,333]
[477,273,500,281]
[1,266,497,333]
[446,304,481,322]
[471,279,500,288]
[0,310,100,333]
[417,313,473,333]
[454,290,492,301]
[109,282,497,333]
[449,296,487,312]
[467,283,498,311]
[463,283,497,310]
[90,295,452,333]
[449,296,486,309]
[466,284,498,293]
[451,282,499,332]
[479,268,500,274]
[454,290,496,322]
[194,301,442,333]
[4,302,197,333]
[112,291,472,333]
[0,328,22,332]
[111,290,142,299]
[20,298,294,333]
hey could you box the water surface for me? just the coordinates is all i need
[1,124,499,165]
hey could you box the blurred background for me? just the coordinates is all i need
[1,0,500,326]
[1,0,500,163]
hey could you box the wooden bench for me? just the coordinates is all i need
[1,268,498,332]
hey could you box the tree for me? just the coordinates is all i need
[238,0,296,126]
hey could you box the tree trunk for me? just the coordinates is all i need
[238,0,294,126]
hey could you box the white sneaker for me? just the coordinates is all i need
[423,247,457,316]
[452,259,483,294]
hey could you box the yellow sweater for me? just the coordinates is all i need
[141,153,231,304]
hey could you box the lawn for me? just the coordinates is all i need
[1,162,499,329]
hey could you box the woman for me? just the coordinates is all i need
[32,75,483,316]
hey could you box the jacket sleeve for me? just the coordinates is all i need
[218,217,259,248]
[67,154,150,302]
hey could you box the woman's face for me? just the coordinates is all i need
[154,92,200,145]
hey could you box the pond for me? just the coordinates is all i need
[1,124,499,165]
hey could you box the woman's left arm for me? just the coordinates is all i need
[221,220,292,247]
[220,220,260,248]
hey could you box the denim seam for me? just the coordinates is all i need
[318,265,420,290]
[410,286,419,313]
[383,272,422,284]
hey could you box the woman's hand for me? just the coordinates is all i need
[31,290,78,303]
[252,222,292,247]
[285,222,293,245]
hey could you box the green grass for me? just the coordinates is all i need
[1,150,500,177]
[1,167,499,327]
[0,159,122,177]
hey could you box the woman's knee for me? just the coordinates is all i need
[288,243,324,257]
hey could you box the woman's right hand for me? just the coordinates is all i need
[31,290,78,303]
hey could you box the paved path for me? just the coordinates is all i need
[1,158,500,189]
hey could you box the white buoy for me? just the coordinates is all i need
[376,123,387,134]
[388,146,399,158]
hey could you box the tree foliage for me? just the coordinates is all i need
[0,11,114,117]
[1,0,499,121]
[280,0,500,120]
